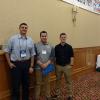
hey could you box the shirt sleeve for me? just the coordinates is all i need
[49,46,55,61]
[70,46,74,57]
[4,38,13,53]
[55,46,57,57]
[30,40,36,57]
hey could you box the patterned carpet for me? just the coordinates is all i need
[30,71,100,100]
[73,72,100,100]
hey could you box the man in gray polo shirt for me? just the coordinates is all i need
[34,31,55,100]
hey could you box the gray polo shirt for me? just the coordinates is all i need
[35,42,55,64]
[4,34,36,61]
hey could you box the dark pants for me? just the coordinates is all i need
[10,60,30,100]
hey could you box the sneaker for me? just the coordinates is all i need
[51,95,58,99]
[67,96,73,100]
[46,97,52,100]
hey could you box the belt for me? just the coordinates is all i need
[11,59,30,63]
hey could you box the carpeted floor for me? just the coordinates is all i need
[30,71,100,100]
[73,72,100,100]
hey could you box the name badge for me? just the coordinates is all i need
[42,50,46,54]
[20,50,27,58]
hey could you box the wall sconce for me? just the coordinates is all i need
[72,5,78,23]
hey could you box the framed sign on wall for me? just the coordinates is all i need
[62,0,100,14]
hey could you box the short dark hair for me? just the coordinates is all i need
[19,23,28,28]
[60,33,66,37]
[40,31,47,37]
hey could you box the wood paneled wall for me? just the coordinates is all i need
[0,46,100,100]
[73,47,100,74]
[0,54,11,100]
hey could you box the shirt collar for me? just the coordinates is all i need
[40,41,48,45]
[18,34,27,39]
[60,43,66,46]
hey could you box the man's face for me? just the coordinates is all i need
[19,25,28,35]
[60,34,67,43]
[40,33,48,43]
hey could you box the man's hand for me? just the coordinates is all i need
[9,62,16,69]
[37,60,50,69]
[29,67,33,74]
[41,63,48,69]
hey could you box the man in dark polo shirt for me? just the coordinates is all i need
[55,33,74,100]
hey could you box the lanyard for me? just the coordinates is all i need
[19,38,27,51]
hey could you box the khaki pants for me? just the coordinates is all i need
[34,69,51,100]
[56,64,72,97]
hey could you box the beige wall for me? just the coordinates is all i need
[0,0,100,48]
